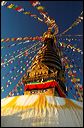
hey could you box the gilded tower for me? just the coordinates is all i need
[22,31,66,97]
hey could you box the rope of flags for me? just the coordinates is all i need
[1,45,42,69]
[1,1,44,23]
[1,1,83,38]
[2,40,41,52]
[1,40,33,50]
[1,43,43,95]
[1,41,42,67]
[58,36,83,42]
[29,1,59,35]
[2,58,30,82]
[1,1,58,43]
[1,34,83,44]
[1,42,35,60]
[1,1,58,38]
[60,11,83,35]
[62,56,83,101]
[59,42,83,54]
[1,36,43,43]
[1,46,30,68]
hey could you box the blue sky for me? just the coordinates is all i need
[1,1,83,100]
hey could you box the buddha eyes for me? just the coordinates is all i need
[30,89,47,94]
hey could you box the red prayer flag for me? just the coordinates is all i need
[14,7,22,11]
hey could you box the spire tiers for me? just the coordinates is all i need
[22,33,66,97]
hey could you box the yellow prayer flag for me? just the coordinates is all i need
[1,39,4,42]
[37,6,44,11]
[77,78,80,82]
[38,17,43,22]
[65,64,69,69]
[11,38,15,41]
[7,4,14,9]
[77,48,81,52]
[71,78,77,83]
[23,12,31,15]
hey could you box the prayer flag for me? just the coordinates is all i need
[23,11,31,15]
[37,6,44,11]
[7,4,14,9]
[1,1,7,6]
[14,7,22,11]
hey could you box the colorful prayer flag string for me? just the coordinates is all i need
[29,1,59,35]
[1,41,42,67]
[59,42,83,54]
[62,55,83,101]
[59,11,83,35]
[1,1,44,23]
[1,36,43,43]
